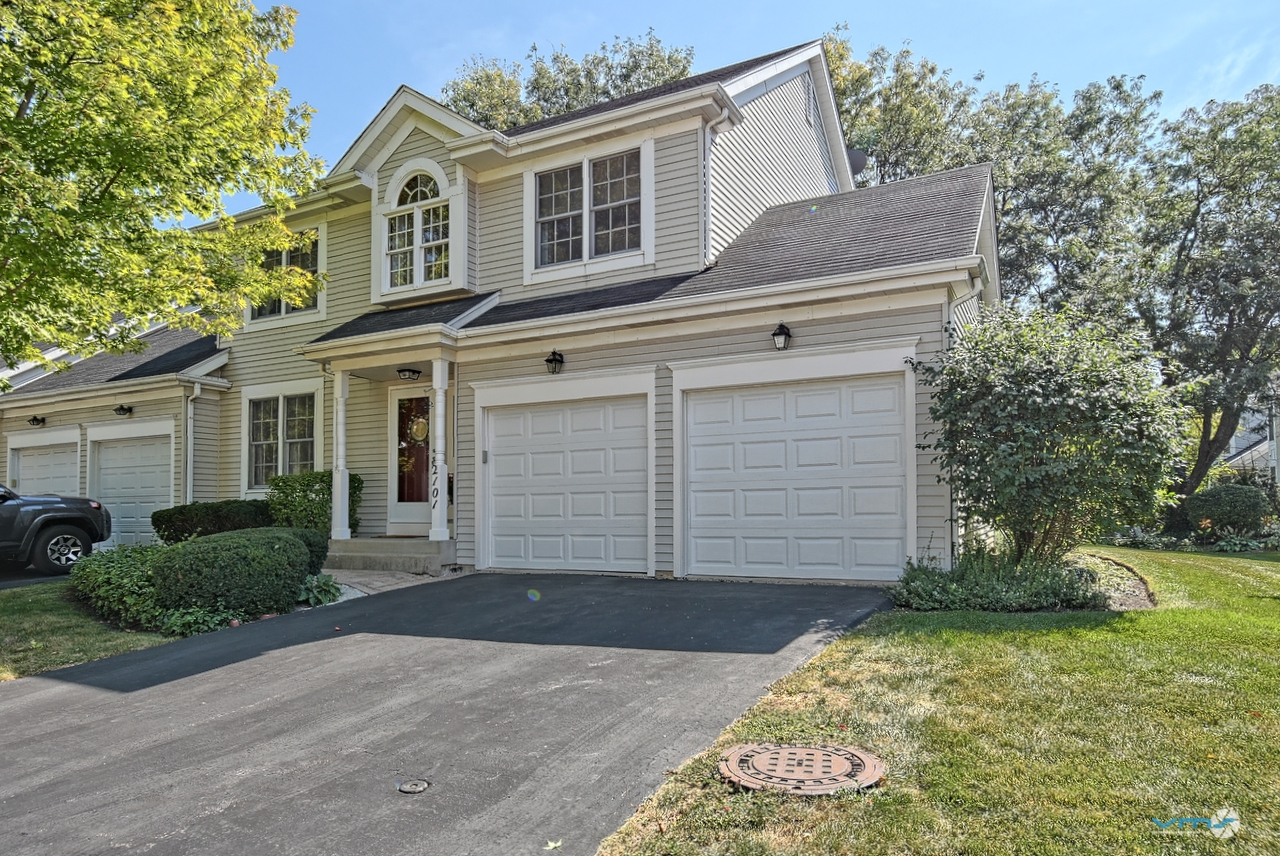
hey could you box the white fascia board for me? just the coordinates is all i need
[448,85,742,169]
[0,374,223,411]
[300,323,458,362]
[721,42,823,101]
[456,255,985,345]
[178,348,230,378]
[331,86,485,177]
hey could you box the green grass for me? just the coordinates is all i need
[0,581,171,681]
[599,549,1279,855]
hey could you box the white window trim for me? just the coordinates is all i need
[522,138,655,286]
[239,378,324,497]
[4,425,81,493]
[83,418,176,509]
[243,221,328,331]
[370,156,467,305]
[668,338,920,578]
[471,366,658,575]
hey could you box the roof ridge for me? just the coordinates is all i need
[502,41,819,137]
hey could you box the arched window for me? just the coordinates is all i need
[387,174,449,287]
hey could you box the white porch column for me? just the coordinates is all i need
[429,359,451,541]
[331,369,351,540]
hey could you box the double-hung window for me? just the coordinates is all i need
[387,174,449,288]
[536,149,641,267]
[251,235,319,320]
[248,393,316,489]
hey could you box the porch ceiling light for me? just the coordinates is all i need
[113,405,133,416]
[772,322,792,351]
[397,367,422,381]
[27,416,45,427]
[545,350,564,375]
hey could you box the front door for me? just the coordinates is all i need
[389,388,432,533]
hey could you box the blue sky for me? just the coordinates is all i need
[272,0,1277,174]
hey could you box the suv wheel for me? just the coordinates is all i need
[32,525,92,575]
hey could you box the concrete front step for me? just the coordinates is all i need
[324,538,457,577]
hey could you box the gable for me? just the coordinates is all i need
[330,87,484,177]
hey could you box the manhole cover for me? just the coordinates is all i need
[398,780,430,794]
[719,743,885,795]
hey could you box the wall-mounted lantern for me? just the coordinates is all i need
[772,323,792,351]
[545,350,564,375]
[27,416,45,427]
[113,405,133,416]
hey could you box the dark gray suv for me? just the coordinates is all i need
[0,485,113,575]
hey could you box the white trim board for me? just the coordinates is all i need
[471,367,658,575]
[669,338,919,578]
[4,425,79,448]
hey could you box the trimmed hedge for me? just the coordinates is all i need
[256,527,329,574]
[151,499,273,545]
[892,549,1107,612]
[1185,483,1271,535]
[152,529,309,616]
[267,470,363,534]
[70,544,167,629]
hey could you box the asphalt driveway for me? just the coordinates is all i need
[0,572,888,856]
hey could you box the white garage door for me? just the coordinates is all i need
[96,437,171,547]
[685,376,907,580]
[488,397,648,572]
[14,444,79,496]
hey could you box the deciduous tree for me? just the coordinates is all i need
[0,0,323,385]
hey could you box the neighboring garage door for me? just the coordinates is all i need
[15,445,78,496]
[96,437,171,546]
[685,376,907,580]
[488,397,648,572]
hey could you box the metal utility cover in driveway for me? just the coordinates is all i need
[0,573,888,856]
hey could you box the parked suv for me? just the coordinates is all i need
[0,485,112,575]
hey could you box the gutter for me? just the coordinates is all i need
[0,373,232,412]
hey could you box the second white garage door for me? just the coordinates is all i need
[96,436,172,547]
[685,376,908,580]
[487,397,648,572]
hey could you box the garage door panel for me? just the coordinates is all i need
[96,436,170,547]
[488,396,647,572]
[16,445,79,496]
[686,377,906,580]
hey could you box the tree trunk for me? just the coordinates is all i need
[1176,404,1244,496]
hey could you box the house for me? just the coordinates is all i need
[0,41,999,580]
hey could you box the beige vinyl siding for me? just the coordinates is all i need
[467,177,479,292]
[342,375,389,535]
[191,393,221,502]
[474,129,704,301]
[709,72,841,260]
[0,394,187,508]
[453,300,950,572]
[376,128,457,201]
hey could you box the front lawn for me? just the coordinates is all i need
[0,582,171,681]
[599,549,1279,855]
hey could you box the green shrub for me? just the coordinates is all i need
[255,527,329,574]
[70,544,167,629]
[160,605,242,636]
[298,573,342,606]
[892,549,1107,612]
[151,499,273,545]
[1184,483,1271,535]
[267,470,363,534]
[152,529,309,616]
[1211,527,1263,553]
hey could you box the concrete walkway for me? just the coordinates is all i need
[0,572,889,856]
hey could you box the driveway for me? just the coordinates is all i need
[0,562,58,590]
[0,572,888,856]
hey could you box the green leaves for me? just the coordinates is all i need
[0,0,324,382]
[921,308,1182,562]
[440,29,693,130]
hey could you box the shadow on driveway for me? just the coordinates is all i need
[40,572,890,693]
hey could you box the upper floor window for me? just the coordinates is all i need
[387,174,449,288]
[251,235,318,320]
[536,149,640,268]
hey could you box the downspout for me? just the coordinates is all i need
[185,382,202,504]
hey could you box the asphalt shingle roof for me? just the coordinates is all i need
[5,327,220,397]
[460,276,693,329]
[502,43,811,137]
[309,293,492,344]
